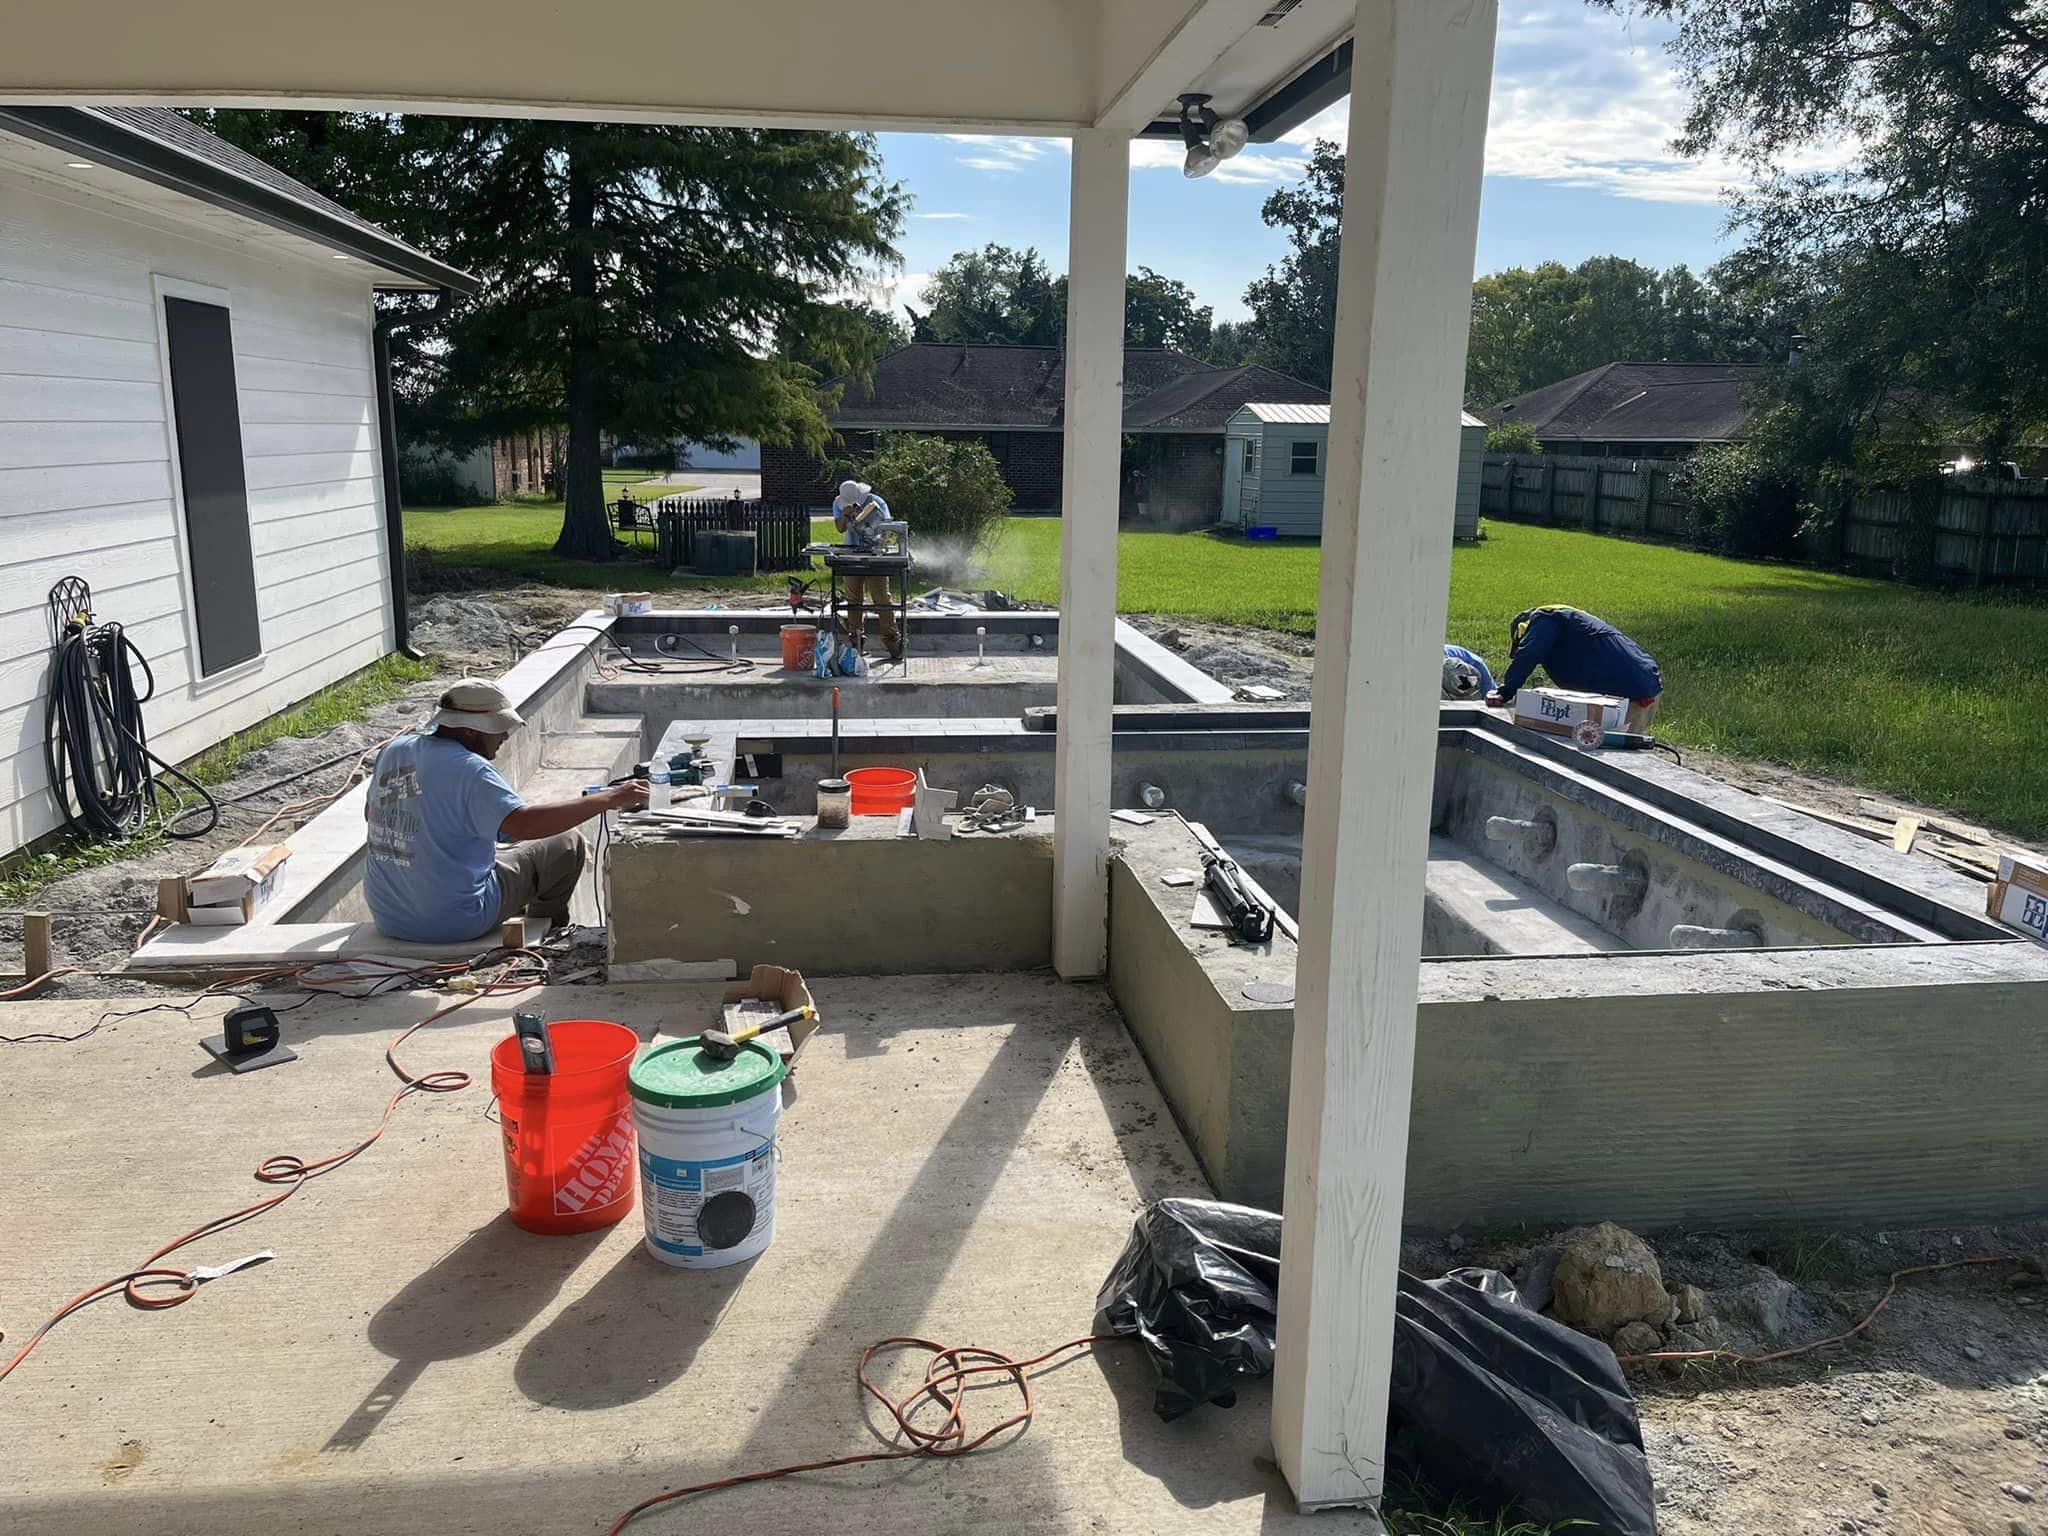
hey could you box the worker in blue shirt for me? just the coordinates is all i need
[1442,643,1496,700]
[1488,606,1664,732]
[364,680,648,943]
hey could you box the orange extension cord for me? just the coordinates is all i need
[604,1334,1118,1535]
[0,958,542,1384]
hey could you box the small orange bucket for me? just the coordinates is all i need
[847,766,917,815]
[780,625,817,670]
[489,1019,640,1235]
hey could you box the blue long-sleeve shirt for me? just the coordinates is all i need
[1498,607,1662,702]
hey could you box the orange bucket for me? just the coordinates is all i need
[847,766,917,815]
[780,624,817,670]
[489,1020,641,1235]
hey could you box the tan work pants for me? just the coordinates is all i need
[845,573,901,657]
[495,830,587,927]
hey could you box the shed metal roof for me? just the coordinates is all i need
[1232,403,1487,427]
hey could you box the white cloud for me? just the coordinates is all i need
[913,211,971,221]
[943,135,1068,173]
[1273,4,1846,208]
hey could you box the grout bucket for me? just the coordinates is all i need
[780,624,817,671]
[490,1020,641,1235]
[628,1037,785,1269]
[846,766,916,815]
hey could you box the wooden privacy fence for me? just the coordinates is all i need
[653,494,811,572]
[1479,453,1692,539]
[1479,453,2048,585]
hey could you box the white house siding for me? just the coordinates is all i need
[0,172,396,856]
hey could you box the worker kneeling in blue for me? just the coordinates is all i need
[365,680,648,943]
[1487,606,1664,733]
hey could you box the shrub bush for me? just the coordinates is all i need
[831,432,1013,552]
[1673,442,1809,559]
[1485,420,1541,456]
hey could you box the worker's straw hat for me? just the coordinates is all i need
[834,479,871,510]
[428,679,525,736]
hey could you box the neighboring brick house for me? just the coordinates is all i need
[764,344,1328,528]
[491,427,566,498]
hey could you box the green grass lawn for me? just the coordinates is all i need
[405,503,2048,837]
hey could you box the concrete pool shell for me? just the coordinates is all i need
[205,608,2048,1230]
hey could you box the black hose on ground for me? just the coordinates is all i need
[43,619,219,842]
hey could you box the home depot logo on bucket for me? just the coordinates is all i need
[553,1117,635,1214]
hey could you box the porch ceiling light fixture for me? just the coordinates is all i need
[1177,93,1248,180]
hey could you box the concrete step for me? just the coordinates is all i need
[1424,835,1627,956]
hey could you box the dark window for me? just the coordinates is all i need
[1290,439,1320,476]
[984,431,1013,468]
[163,296,260,675]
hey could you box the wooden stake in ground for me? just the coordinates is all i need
[23,913,51,985]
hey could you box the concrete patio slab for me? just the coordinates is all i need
[0,978,1374,1535]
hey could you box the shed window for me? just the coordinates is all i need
[163,296,260,675]
[1290,440,1320,476]
[1243,440,1259,475]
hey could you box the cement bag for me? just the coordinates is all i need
[1093,1200,1657,1536]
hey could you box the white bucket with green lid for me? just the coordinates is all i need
[628,1037,785,1269]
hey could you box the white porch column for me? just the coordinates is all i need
[1272,0,1498,1513]
[1052,126,1130,979]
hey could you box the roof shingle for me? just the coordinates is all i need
[1486,362,1762,444]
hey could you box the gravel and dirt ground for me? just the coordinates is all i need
[1401,1219,2048,1536]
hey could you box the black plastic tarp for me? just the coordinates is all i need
[1093,1198,1657,1535]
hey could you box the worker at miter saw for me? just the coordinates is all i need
[833,479,904,662]
[1487,605,1663,732]
[363,680,648,943]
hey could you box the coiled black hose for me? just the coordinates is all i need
[43,621,219,841]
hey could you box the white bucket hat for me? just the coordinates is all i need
[834,479,871,510]
[429,679,525,736]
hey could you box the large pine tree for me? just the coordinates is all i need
[194,112,904,560]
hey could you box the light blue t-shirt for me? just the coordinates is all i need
[1445,643,1497,694]
[840,491,892,550]
[364,731,523,943]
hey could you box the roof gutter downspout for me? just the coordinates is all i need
[372,314,424,663]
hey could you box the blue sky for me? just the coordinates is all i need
[865,3,1744,324]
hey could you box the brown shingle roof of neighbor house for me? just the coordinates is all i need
[1486,362,1763,445]
[1121,363,1329,431]
[825,344,1327,432]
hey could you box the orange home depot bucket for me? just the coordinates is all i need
[846,766,916,815]
[489,1020,640,1235]
[780,624,817,671]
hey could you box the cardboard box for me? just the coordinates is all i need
[1997,850,2048,898]
[176,844,290,926]
[1512,687,1628,738]
[1990,851,2048,943]
[720,964,820,1071]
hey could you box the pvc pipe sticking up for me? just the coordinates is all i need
[729,624,740,659]
[1138,782,1166,810]
[1669,924,1764,950]
[1286,781,1309,808]
[975,625,988,667]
